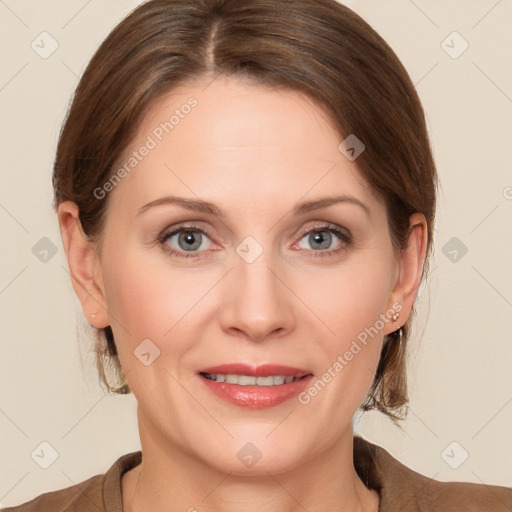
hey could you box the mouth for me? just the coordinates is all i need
[197,364,314,409]
[199,372,308,386]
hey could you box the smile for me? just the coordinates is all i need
[200,373,305,386]
[197,364,314,409]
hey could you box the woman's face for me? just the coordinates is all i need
[82,76,415,474]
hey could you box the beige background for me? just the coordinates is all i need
[1,0,511,507]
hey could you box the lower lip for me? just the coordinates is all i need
[199,374,314,409]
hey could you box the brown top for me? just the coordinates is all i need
[2,436,511,511]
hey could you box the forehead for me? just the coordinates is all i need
[139,76,341,155]
[107,75,377,214]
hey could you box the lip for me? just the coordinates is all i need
[197,363,314,410]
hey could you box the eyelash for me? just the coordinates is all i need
[157,223,352,259]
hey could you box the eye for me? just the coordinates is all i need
[295,224,351,257]
[159,224,214,258]
[158,222,351,260]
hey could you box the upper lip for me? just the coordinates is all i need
[198,364,312,378]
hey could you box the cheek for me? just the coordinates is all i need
[103,260,170,341]
[100,251,203,403]
[100,245,219,361]
[304,255,395,345]
[297,255,394,402]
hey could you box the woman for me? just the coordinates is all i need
[3,0,510,511]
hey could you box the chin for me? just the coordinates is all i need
[195,429,313,476]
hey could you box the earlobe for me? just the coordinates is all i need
[57,201,109,328]
[387,213,428,333]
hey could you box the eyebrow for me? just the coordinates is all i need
[137,194,370,218]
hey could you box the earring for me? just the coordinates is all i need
[91,312,96,319]
[391,312,400,322]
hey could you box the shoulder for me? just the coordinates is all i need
[0,451,142,512]
[0,474,104,512]
[354,435,512,512]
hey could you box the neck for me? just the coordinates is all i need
[122,409,379,512]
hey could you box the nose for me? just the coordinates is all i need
[217,252,296,343]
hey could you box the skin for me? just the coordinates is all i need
[58,75,427,512]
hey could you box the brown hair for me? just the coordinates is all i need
[52,0,437,423]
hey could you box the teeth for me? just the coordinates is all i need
[238,375,257,385]
[203,373,300,386]
[256,376,273,386]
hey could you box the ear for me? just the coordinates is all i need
[57,201,109,328]
[385,212,428,334]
